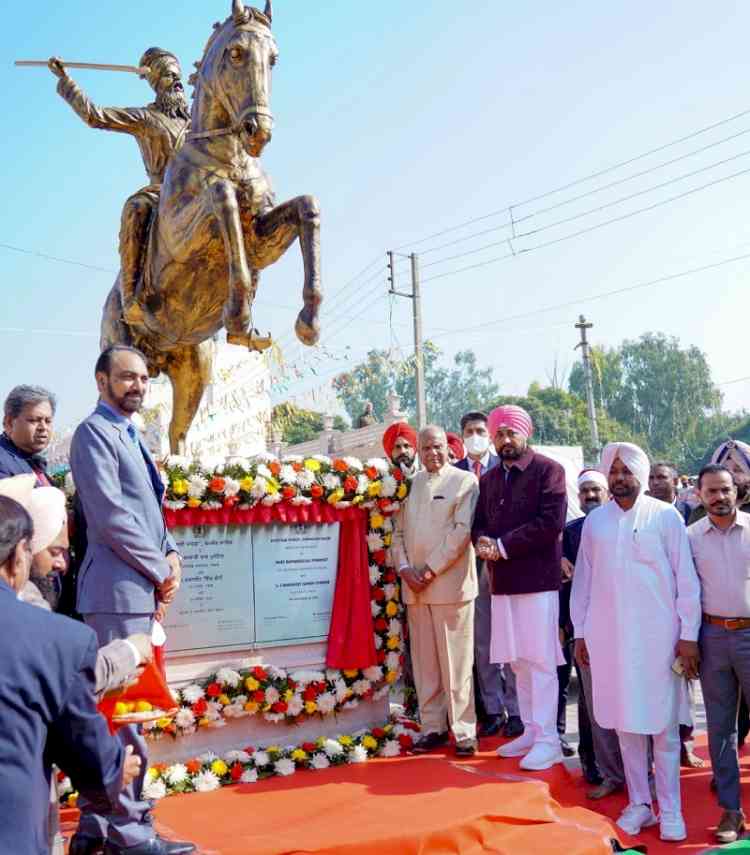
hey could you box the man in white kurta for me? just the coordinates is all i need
[571,442,701,842]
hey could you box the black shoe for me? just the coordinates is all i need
[479,713,507,738]
[455,738,478,757]
[502,715,524,738]
[104,837,197,855]
[581,763,603,786]
[411,731,450,753]
[70,834,106,855]
[559,736,575,757]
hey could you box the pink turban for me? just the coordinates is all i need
[487,405,534,440]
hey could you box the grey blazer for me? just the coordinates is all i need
[71,403,176,615]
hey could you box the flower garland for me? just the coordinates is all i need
[59,718,420,805]
[143,452,409,738]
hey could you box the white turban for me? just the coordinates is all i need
[599,442,650,493]
[28,487,67,555]
[577,469,608,490]
[0,474,36,508]
[712,439,750,475]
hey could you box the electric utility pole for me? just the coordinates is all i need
[574,314,601,457]
[388,251,427,430]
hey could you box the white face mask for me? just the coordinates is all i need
[464,434,490,456]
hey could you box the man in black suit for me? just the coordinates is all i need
[455,410,522,738]
[0,495,137,855]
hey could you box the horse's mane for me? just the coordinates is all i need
[188,7,271,91]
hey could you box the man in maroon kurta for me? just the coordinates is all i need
[472,405,567,770]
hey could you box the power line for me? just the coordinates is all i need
[427,251,750,340]
[421,165,750,284]
[392,104,750,252]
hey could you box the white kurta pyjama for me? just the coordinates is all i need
[570,494,701,734]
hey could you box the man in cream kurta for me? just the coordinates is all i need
[393,425,479,754]
[571,442,701,842]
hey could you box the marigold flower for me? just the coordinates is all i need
[245,676,260,692]
[187,497,202,508]
[397,484,407,499]
[327,488,344,505]
[269,461,281,476]
[186,759,202,774]
[338,735,353,746]
[362,735,377,750]
[343,475,358,492]
[252,666,268,680]
[230,762,243,781]
[244,701,260,713]
[343,669,359,678]
[239,476,254,492]
[367,481,382,497]
[206,682,221,697]
[385,670,398,684]
[282,485,297,499]
[304,459,322,471]
[386,636,400,650]
[385,601,398,617]
[310,483,324,498]
[208,476,226,494]
[333,459,348,472]
[304,700,318,714]
[370,513,385,529]
[171,478,188,496]
[211,759,228,776]
[218,694,231,706]
[291,748,308,761]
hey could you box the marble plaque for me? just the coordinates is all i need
[165,525,254,654]
[252,523,340,646]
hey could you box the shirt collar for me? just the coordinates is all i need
[703,509,750,534]
[96,400,131,428]
[503,447,534,472]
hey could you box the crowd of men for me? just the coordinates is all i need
[383,409,750,845]
[4,355,750,851]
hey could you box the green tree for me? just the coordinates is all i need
[271,403,347,445]
[332,342,499,431]
[569,333,725,469]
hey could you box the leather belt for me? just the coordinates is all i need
[703,613,750,630]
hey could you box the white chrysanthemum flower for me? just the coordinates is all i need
[240,768,258,783]
[363,665,383,682]
[200,456,225,474]
[143,778,167,800]
[223,750,252,764]
[367,532,384,551]
[322,473,341,490]
[164,500,187,511]
[289,670,325,683]
[165,763,188,785]
[311,752,331,770]
[386,652,401,671]
[356,474,369,494]
[343,456,363,471]
[291,495,313,505]
[223,704,247,719]
[202,500,222,510]
[165,454,190,470]
[388,619,402,635]
[279,464,297,484]
[381,517,393,533]
[334,679,349,702]
[264,686,280,704]
[187,475,208,498]
[180,684,204,704]
[264,712,285,723]
[250,478,269,498]
[364,458,389,474]
[223,477,241,497]
[383,583,397,601]
[274,758,296,776]
[380,474,398,498]
[349,745,368,763]
[256,463,272,479]
[216,667,242,688]
[287,694,304,716]
[325,668,340,681]
[368,564,381,586]
[174,708,196,730]
[197,751,218,764]
[266,665,286,680]
[322,738,344,758]
[351,679,371,696]
[261,493,282,505]
[316,692,337,714]
[312,454,331,465]
[343,699,360,711]
[371,604,383,622]
[282,454,304,464]
[296,470,315,490]
[253,750,270,767]
[193,771,220,792]
[253,452,278,464]
[380,739,401,758]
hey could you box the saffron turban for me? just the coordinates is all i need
[0,474,36,509]
[487,405,534,440]
[382,421,417,459]
[599,442,650,492]
[446,432,465,461]
[28,487,67,556]
[712,439,750,475]
[577,469,608,490]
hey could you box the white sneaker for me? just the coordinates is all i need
[616,803,658,836]
[659,811,687,841]
[496,729,535,757]
[519,741,564,770]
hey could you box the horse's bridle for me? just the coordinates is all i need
[186,55,274,142]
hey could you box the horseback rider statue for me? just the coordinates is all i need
[48,48,190,327]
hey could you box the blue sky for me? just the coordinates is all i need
[2,0,750,432]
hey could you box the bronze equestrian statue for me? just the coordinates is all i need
[50,1,322,452]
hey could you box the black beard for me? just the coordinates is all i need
[155,88,190,120]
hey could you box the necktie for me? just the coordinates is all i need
[473,460,482,478]
[127,423,162,500]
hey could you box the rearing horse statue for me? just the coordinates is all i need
[102,0,321,452]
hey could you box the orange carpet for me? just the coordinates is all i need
[63,734,747,853]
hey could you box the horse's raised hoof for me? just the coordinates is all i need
[227,330,273,352]
[295,311,320,346]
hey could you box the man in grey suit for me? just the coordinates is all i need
[70,344,194,855]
